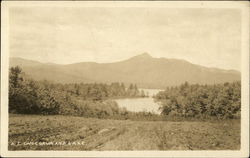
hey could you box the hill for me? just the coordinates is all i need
[10,53,240,88]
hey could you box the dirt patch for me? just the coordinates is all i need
[8,114,240,150]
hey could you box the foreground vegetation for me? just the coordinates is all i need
[9,114,240,150]
[154,81,241,119]
[9,66,148,118]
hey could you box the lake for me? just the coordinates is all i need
[114,89,163,114]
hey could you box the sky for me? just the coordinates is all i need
[9,7,241,71]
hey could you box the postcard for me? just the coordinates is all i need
[1,1,249,157]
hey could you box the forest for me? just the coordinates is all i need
[154,81,241,119]
[9,66,150,117]
[9,66,241,120]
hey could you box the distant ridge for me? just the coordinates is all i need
[10,54,240,88]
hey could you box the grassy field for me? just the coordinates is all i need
[9,114,240,150]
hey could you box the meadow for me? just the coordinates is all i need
[9,114,240,150]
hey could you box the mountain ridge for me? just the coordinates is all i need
[10,55,240,73]
[10,54,240,88]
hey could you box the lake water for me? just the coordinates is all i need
[115,89,163,114]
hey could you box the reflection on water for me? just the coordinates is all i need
[115,89,163,114]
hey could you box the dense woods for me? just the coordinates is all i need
[9,66,146,117]
[154,81,241,119]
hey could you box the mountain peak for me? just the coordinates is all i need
[139,52,152,57]
[133,52,152,59]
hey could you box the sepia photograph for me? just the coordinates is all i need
[1,1,249,157]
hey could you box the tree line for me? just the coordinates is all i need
[9,66,147,117]
[154,81,241,119]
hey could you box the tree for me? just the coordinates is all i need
[74,84,80,96]
[140,90,146,97]
[9,66,24,112]
[9,66,23,88]
[134,84,139,96]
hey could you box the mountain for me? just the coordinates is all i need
[9,53,240,88]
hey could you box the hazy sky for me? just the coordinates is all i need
[9,7,241,70]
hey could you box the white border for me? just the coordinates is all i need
[1,1,249,157]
